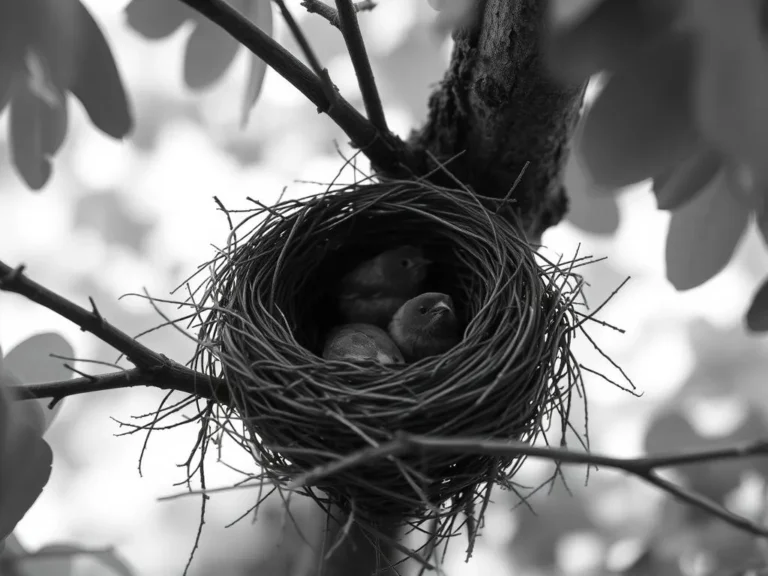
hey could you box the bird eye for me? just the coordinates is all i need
[400,259,412,268]
[418,306,427,314]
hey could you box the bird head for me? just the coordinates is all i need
[394,292,458,336]
[376,245,431,291]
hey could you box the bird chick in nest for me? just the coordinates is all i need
[388,292,460,362]
[338,245,430,328]
[322,323,405,365]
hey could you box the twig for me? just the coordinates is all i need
[0,259,226,403]
[333,0,389,132]
[301,0,377,29]
[178,0,412,176]
[288,433,768,537]
[271,0,337,104]
[0,260,159,367]
[8,367,224,404]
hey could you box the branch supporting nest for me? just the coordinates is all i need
[2,250,768,544]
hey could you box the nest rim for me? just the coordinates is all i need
[190,176,590,529]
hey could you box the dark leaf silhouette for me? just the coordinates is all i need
[746,277,768,332]
[690,0,768,182]
[10,543,137,576]
[653,148,722,211]
[0,385,53,546]
[3,332,74,432]
[645,406,768,504]
[578,34,698,188]
[240,0,272,127]
[8,78,68,190]
[757,189,768,246]
[125,0,192,40]
[0,56,15,113]
[68,0,133,139]
[547,0,682,83]
[665,172,750,290]
[183,13,241,90]
[563,149,620,234]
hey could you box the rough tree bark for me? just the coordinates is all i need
[326,2,586,575]
[410,0,586,242]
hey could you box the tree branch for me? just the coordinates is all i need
[410,0,586,241]
[288,433,768,538]
[0,259,226,403]
[0,260,160,368]
[272,0,336,103]
[8,367,224,404]
[178,0,415,176]
[333,0,388,133]
[301,0,377,30]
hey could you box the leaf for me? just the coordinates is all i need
[563,150,620,234]
[547,0,683,83]
[0,390,53,545]
[0,35,20,113]
[689,0,768,182]
[578,34,699,189]
[89,548,136,576]
[747,277,768,332]
[183,15,241,90]
[240,0,272,128]
[665,171,750,290]
[653,147,722,211]
[68,0,133,139]
[17,544,75,576]
[34,0,81,90]
[757,190,768,246]
[8,79,68,191]
[3,333,74,432]
[13,544,136,576]
[124,0,192,40]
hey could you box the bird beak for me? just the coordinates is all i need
[431,301,452,315]
[414,256,431,267]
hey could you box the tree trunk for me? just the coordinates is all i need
[321,508,400,576]
[410,0,586,242]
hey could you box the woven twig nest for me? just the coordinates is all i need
[192,178,584,530]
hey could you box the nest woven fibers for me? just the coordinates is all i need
[186,175,613,545]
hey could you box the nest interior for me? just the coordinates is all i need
[195,179,581,524]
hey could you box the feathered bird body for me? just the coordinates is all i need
[338,245,430,327]
[388,292,460,362]
[322,323,405,365]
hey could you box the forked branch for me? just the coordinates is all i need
[178,0,415,176]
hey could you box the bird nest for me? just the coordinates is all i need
[188,176,595,550]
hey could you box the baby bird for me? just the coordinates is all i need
[388,292,460,362]
[322,323,405,365]
[338,245,430,328]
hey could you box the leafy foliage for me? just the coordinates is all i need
[124,0,272,126]
[0,0,132,190]
[548,0,768,330]
[664,172,750,291]
[0,349,52,549]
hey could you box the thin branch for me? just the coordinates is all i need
[301,0,377,29]
[333,0,388,132]
[178,0,412,175]
[8,367,225,404]
[0,260,160,367]
[271,0,336,104]
[288,433,768,538]
[0,259,226,403]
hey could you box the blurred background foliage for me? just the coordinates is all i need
[1,0,768,575]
